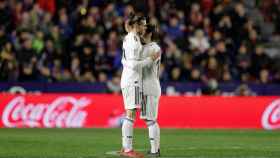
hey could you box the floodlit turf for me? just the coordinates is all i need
[0,128,279,158]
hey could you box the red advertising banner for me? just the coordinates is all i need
[0,94,279,130]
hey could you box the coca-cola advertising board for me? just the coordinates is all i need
[0,94,279,130]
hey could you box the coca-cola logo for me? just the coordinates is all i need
[261,99,280,130]
[2,96,91,128]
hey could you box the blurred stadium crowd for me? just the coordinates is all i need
[0,0,280,87]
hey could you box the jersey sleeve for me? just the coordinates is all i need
[124,43,162,70]
[122,57,153,70]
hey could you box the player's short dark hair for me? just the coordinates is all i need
[146,23,158,41]
[146,24,156,34]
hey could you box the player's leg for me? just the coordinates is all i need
[141,95,160,154]
[121,86,141,153]
[122,109,136,152]
[146,119,160,154]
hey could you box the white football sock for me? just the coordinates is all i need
[156,123,160,151]
[147,121,160,153]
[122,118,134,152]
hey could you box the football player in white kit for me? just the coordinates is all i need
[140,24,161,157]
[120,14,160,158]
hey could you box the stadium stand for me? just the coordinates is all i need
[0,0,280,95]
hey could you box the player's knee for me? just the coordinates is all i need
[126,109,136,121]
[145,119,156,127]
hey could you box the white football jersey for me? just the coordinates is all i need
[142,42,161,96]
[120,32,143,88]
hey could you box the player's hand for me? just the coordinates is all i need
[150,52,160,61]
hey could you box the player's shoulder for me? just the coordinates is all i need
[123,33,130,42]
[125,32,139,42]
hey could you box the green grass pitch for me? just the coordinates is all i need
[0,128,279,158]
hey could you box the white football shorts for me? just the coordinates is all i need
[140,95,160,121]
[122,86,141,110]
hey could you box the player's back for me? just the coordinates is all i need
[142,42,161,96]
[121,32,143,88]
